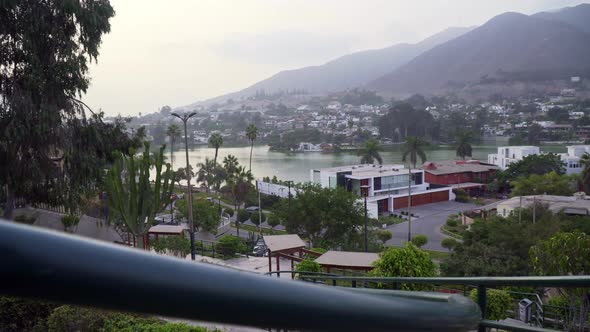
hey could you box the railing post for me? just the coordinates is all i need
[332,279,336,286]
[352,280,357,288]
[477,285,487,332]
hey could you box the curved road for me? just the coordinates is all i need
[384,201,476,252]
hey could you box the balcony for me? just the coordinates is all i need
[1,220,588,332]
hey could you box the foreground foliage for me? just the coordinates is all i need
[370,244,436,290]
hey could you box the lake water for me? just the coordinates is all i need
[167,137,567,183]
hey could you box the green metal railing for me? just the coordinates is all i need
[1,220,587,332]
[0,220,479,332]
[266,271,590,332]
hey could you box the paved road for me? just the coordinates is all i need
[385,201,476,252]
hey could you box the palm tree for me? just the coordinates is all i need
[227,165,253,236]
[246,124,258,172]
[401,136,428,243]
[208,133,223,164]
[196,158,216,194]
[223,154,239,177]
[358,138,383,164]
[455,131,473,160]
[579,153,590,194]
[402,136,428,169]
[166,124,181,171]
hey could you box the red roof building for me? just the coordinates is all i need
[422,160,498,195]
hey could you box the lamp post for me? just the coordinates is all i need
[360,184,370,252]
[407,167,412,242]
[171,111,197,260]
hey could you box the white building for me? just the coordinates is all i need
[497,193,590,218]
[488,145,589,174]
[311,164,454,218]
[487,146,540,169]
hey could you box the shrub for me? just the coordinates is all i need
[47,305,109,332]
[295,259,321,278]
[411,234,428,248]
[441,238,459,251]
[250,212,266,225]
[152,236,191,258]
[446,218,459,227]
[223,207,234,217]
[216,235,242,258]
[454,189,469,203]
[13,213,36,225]
[237,209,249,223]
[60,214,80,232]
[0,296,57,332]
[267,214,280,228]
[369,244,436,290]
[469,289,512,320]
[308,247,327,255]
[376,230,393,244]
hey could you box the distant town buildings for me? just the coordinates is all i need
[487,145,590,174]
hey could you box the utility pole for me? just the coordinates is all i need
[361,185,370,252]
[407,167,412,242]
[257,180,262,237]
[171,111,197,260]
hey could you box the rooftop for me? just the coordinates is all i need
[315,250,379,269]
[498,194,590,215]
[263,234,306,253]
[422,160,498,175]
[148,224,187,235]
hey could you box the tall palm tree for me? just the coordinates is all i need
[402,136,428,169]
[579,153,590,194]
[455,131,473,160]
[358,138,383,164]
[246,124,258,172]
[223,154,239,177]
[196,158,216,194]
[208,133,223,165]
[401,136,428,243]
[166,124,181,171]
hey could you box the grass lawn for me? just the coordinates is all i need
[423,249,450,260]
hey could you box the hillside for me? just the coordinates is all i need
[197,27,471,105]
[367,6,590,96]
[534,3,590,33]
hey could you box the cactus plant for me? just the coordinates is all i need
[105,142,175,248]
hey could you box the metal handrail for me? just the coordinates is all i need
[288,275,590,287]
[0,220,480,332]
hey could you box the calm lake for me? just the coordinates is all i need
[168,137,567,183]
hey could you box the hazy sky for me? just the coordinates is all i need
[84,0,589,116]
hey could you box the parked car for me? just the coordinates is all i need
[252,244,268,257]
[245,206,259,213]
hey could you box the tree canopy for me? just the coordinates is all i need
[511,172,576,197]
[0,0,116,218]
[176,199,221,234]
[358,138,383,164]
[274,184,365,249]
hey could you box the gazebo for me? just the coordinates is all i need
[146,224,187,249]
[264,234,320,276]
[314,251,379,273]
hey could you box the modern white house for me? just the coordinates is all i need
[487,146,540,169]
[488,145,589,174]
[311,164,455,218]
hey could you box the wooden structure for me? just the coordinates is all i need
[264,234,315,276]
[146,224,187,249]
[314,251,379,273]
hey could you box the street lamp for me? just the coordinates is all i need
[171,111,197,260]
[360,184,370,252]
